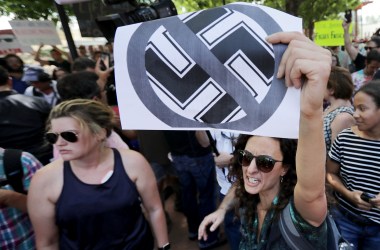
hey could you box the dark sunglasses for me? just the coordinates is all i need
[364,46,378,51]
[45,131,78,144]
[237,149,282,173]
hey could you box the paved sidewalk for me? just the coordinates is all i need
[165,195,230,250]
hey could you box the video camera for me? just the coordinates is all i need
[96,0,177,41]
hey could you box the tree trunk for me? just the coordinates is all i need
[285,0,301,16]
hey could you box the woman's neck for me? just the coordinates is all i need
[354,126,380,141]
[258,189,279,211]
[326,98,352,111]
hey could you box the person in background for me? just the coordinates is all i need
[77,45,88,58]
[88,45,95,59]
[327,80,380,250]
[210,130,241,250]
[3,54,28,93]
[71,57,96,73]
[323,66,356,152]
[331,53,340,67]
[28,99,169,249]
[23,66,60,107]
[52,67,69,81]
[137,130,178,230]
[0,66,52,165]
[105,42,114,65]
[34,44,72,73]
[329,46,351,69]
[164,130,226,249]
[199,31,331,249]
[0,148,43,250]
[343,20,380,71]
[351,50,380,92]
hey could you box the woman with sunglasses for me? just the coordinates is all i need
[327,80,380,249]
[27,99,169,249]
[198,32,331,249]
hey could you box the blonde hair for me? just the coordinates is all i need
[47,99,114,137]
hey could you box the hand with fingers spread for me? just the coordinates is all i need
[198,208,227,241]
[95,57,114,90]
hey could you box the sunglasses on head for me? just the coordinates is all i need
[45,131,78,144]
[237,149,282,173]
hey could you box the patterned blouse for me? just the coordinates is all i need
[323,106,354,152]
[239,197,327,249]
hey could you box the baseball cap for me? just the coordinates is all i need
[22,66,51,83]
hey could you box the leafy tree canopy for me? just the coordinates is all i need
[0,0,361,37]
[0,0,64,23]
[172,0,361,37]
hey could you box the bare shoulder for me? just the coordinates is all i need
[30,159,64,203]
[117,149,151,181]
[331,112,356,128]
[117,149,147,165]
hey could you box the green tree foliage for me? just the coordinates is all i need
[173,0,361,38]
[0,0,63,23]
[173,0,251,14]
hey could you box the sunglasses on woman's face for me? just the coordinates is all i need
[45,131,79,144]
[237,149,282,173]
[364,46,378,51]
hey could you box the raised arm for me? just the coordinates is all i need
[342,21,359,61]
[34,43,50,66]
[267,32,330,226]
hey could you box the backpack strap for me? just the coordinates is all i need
[279,202,315,250]
[3,149,26,194]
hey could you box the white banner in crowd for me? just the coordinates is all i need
[0,29,33,55]
[9,20,61,46]
[114,2,302,138]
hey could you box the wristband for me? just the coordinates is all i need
[158,243,170,250]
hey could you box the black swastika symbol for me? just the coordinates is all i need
[127,4,288,132]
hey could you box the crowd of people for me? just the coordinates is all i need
[1,18,380,250]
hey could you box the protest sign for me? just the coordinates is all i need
[0,29,32,55]
[314,20,353,46]
[9,20,61,46]
[114,3,302,138]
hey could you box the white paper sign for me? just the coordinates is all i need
[0,29,32,55]
[9,20,61,46]
[114,3,302,138]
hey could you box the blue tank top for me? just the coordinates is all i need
[56,148,153,250]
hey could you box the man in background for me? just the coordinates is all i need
[0,66,52,165]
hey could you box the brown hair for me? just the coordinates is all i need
[327,66,354,100]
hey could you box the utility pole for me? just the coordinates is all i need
[54,2,78,60]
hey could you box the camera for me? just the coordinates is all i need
[360,192,376,203]
[344,9,352,23]
[96,0,177,42]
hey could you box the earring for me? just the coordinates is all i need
[280,176,284,183]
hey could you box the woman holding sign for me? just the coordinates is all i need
[198,32,332,249]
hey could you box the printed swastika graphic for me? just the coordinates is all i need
[127,4,288,131]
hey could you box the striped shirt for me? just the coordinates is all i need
[329,128,380,224]
[0,149,43,250]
